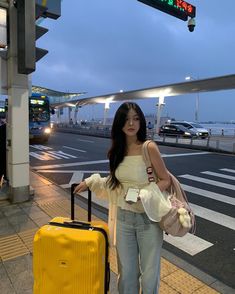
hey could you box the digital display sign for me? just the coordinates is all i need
[138,0,196,21]
[30,99,45,105]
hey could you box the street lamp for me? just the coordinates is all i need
[185,76,199,122]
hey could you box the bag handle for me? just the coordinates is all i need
[71,183,92,222]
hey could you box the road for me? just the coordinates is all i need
[30,132,235,289]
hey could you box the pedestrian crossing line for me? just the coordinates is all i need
[164,233,213,256]
[33,159,109,170]
[179,174,235,191]
[220,168,235,174]
[29,145,52,150]
[189,203,235,231]
[30,150,78,160]
[201,171,235,181]
[47,151,77,159]
[63,146,87,153]
[181,184,235,206]
[29,152,57,160]
[161,151,210,158]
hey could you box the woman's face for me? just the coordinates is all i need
[122,108,140,137]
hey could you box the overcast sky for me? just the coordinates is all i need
[32,0,235,122]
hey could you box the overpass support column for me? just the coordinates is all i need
[103,102,110,126]
[74,105,79,124]
[68,106,72,124]
[155,95,165,137]
[7,2,30,203]
[56,108,61,124]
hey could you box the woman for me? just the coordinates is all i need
[75,102,171,293]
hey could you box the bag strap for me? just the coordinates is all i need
[142,140,196,234]
[142,140,188,203]
[142,140,156,183]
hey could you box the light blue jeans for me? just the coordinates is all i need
[116,208,163,294]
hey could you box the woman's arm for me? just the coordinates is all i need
[147,141,171,191]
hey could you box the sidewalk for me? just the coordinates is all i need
[0,171,234,294]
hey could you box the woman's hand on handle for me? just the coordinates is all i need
[74,181,88,194]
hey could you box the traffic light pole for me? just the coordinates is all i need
[7,0,30,203]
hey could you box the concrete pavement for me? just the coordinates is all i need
[1,171,234,293]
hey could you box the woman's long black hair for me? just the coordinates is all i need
[107,102,146,189]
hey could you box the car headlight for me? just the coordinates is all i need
[184,132,191,136]
[44,128,51,134]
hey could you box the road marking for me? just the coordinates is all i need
[32,152,210,170]
[189,203,235,230]
[162,152,210,158]
[220,168,235,174]
[60,171,84,188]
[63,146,87,153]
[30,150,77,161]
[29,152,50,160]
[38,170,108,174]
[76,139,94,143]
[47,151,77,159]
[164,233,213,256]
[179,174,235,190]
[32,159,109,170]
[201,171,235,180]
[30,145,52,150]
[182,184,235,206]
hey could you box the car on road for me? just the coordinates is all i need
[159,124,199,138]
[170,121,209,139]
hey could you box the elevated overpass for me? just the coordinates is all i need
[34,74,235,132]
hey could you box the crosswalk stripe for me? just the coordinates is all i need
[30,145,52,150]
[164,233,213,256]
[162,151,210,158]
[29,152,49,160]
[181,184,235,206]
[201,171,235,180]
[33,160,109,170]
[30,151,78,161]
[47,151,77,159]
[60,171,84,188]
[189,203,235,230]
[179,174,235,190]
[220,168,235,174]
[63,146,87,153]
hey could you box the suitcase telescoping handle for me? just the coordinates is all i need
[71,183,92,222]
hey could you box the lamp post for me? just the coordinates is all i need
[185,76,199,122]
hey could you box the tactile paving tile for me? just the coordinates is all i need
[194,285,220,294]
[18,228,38,253]
[159,281,179,293]
[37,200,70,218]
[0,234,29,261]
[162,270,206,293]
[161,257,178,279]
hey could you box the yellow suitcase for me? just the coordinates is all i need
[33,184,110,294]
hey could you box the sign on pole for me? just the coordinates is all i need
[138,0,196,21]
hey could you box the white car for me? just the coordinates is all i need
[170,121,209,139]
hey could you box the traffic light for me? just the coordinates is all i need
[16,0,61,74]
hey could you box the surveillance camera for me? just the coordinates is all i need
[188,18,196,32]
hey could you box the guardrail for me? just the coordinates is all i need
[53,124,235,154]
